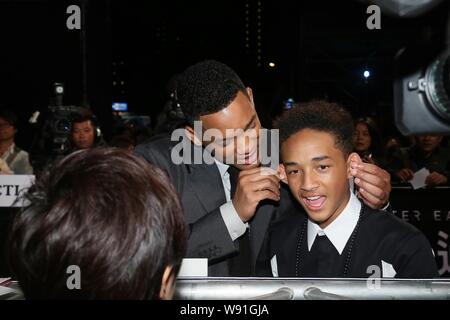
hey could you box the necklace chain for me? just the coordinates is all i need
[295,205,366,277]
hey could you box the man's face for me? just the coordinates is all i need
[280,129,351,229]
[71,120,95,150]
[0,117,16,142]
[196,89,262,170]
[353,122,371,153]
[416,135,442,154]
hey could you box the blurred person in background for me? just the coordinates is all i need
[109,134,135,152]
[352,117,386,168]
[389,135,450,187]
[0,110,33,175]
[69,108,106,151]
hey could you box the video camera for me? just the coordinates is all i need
[395,47,450,134]
[29,83,92,173]
[359,0,450,134]
[42,105,90,155]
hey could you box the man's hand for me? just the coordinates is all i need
[351,161,391,209]
[425,172,448,187]
[395,168,414,182]
[232,167,280,223]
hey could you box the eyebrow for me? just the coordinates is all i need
[311,155,331,162]
[284,156,331,166]
[216,114,258,143]
[243,114,257,131]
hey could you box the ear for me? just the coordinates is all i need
[184,126,202,146]
[346,152,362,179]
[246,87,254,104]
[159,266,176,300]
[278,164,288,184]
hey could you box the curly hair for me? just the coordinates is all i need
[274,100,354,156]
[177,60,248,125]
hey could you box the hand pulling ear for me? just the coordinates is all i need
[278,164,288,184]
[347,152,362,178]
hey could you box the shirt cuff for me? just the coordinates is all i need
[220,201,248,241]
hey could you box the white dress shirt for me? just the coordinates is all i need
[307,190,362,255]
[214,159,248,241]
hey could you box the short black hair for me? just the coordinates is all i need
[70,107,96,127]
[9,148,186,299]
[274,100,354,156]
[177,60,248,124]
[0,109,18,128]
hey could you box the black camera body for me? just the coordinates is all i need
[45,105,88,154]
[394,47,450,135]
[30,105,89,174]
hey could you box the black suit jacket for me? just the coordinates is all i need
[256,204,438,278]
[135,134,291,276]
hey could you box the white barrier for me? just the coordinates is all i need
[175,277,450,300]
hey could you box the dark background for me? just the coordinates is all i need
[0,0,449,279]
[0,0,449,146]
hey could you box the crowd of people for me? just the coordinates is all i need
[0,60,447,299]
[350,117,449,187]
[1,99,448,188]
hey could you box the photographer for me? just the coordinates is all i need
[69,109,106,152]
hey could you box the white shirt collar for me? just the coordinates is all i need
[214,158,229,178]
[307,189,361,255]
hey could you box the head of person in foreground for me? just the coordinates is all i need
[9,148,186,299]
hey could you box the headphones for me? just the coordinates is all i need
[89,114,102,141]
[70,108,102,144]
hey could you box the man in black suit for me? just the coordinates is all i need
[135,60,392,276]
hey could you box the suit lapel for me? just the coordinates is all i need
[249,200,277,267]
[187,161,227,214]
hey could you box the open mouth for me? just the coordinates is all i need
[302,195,327,211]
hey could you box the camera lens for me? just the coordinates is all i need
[425,50,450,122]
[425,52,450,122]
[54,119,71,134]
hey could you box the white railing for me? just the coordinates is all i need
[175,277,450,300]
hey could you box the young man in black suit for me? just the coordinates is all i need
[257,101,438,278]
[135,60,392,277]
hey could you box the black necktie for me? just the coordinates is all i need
[228,166,239,198]
[314,234,338,277]
[227,166,252,276]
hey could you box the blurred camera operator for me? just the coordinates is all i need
[69,109,106,152]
